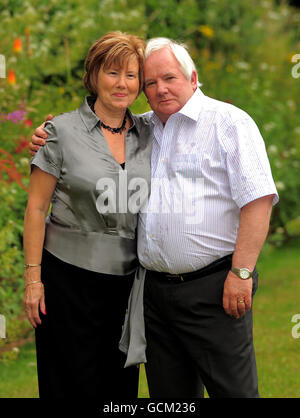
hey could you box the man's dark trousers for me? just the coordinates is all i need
[144,258,259,398]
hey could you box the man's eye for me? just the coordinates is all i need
[145,81,155,87]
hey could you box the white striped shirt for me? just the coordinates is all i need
[137,88,278,273]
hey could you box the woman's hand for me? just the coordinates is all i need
[24,267,46,328]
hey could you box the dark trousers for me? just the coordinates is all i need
[35,250,139,399]
[144,263,259,398]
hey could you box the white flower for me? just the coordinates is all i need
[260,63,268,71]
[20,157,29,166]
[290,148,297,155]
[235,62,250,70]
[262,1,271,8]
[268,145,278,155]
[294,127,300,135]
[275,181,285,190]
[264,122,276,132]
[268,11,280,20]
[287,100,295,109]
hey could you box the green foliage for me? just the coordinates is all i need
[0,0,299,353]
[0,347,20,364]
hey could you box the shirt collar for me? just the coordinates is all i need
[177,88,205,121]
[78,96,141,135]
[78,96,100,132]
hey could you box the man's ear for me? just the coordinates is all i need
[191,70,198,91]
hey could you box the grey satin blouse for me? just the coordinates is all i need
[31,97,152,275]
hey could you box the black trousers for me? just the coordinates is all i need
[144,263,259,398]
[35,250,139,399]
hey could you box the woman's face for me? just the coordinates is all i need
[96,56,140,113]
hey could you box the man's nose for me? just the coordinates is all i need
[156,80,168,95]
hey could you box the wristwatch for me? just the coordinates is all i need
[231,267,253,280]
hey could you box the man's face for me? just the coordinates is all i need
[144,48,197,124]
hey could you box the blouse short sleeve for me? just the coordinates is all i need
[30,121,62,179]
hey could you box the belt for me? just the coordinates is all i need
[147,254,232,283]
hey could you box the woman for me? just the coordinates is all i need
[23,31,152,398]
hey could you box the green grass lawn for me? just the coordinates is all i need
[1,239,299,398]
[253,238,300,398]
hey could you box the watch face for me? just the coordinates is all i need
[240,269,250,279]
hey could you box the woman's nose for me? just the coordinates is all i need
[116,74,126,87]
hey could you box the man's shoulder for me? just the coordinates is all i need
[203,94,252,125]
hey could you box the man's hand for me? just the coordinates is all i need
[29,114,53,156]
[223,271,253,319]
[222,195,274,319]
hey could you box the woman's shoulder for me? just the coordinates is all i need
[131,111,153,125]
[46,108,80,130]
[130,111,153,137]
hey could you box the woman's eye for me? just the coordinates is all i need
[108,71,117,75]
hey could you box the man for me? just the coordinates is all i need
[30,37,278,398]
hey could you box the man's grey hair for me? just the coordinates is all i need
[145,37,202,86]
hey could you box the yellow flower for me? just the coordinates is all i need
[198,25,214,39]
[205,61,221,71]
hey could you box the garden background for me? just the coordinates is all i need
[0,0,300,398]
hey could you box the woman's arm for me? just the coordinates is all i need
[23,166,57,328]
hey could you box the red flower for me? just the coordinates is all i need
[8,70,16,85]
[15,139,29,153]
[24,118,33,127]
[13,38,22,53]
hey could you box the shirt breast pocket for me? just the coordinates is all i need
[171,154,201,179]
[169,154,204,228]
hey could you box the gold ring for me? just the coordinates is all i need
[238,299,245,303]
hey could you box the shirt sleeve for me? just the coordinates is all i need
[30,121,62,179]
[220,116,279,208]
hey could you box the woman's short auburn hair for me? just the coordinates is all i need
[83,31,145,96]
